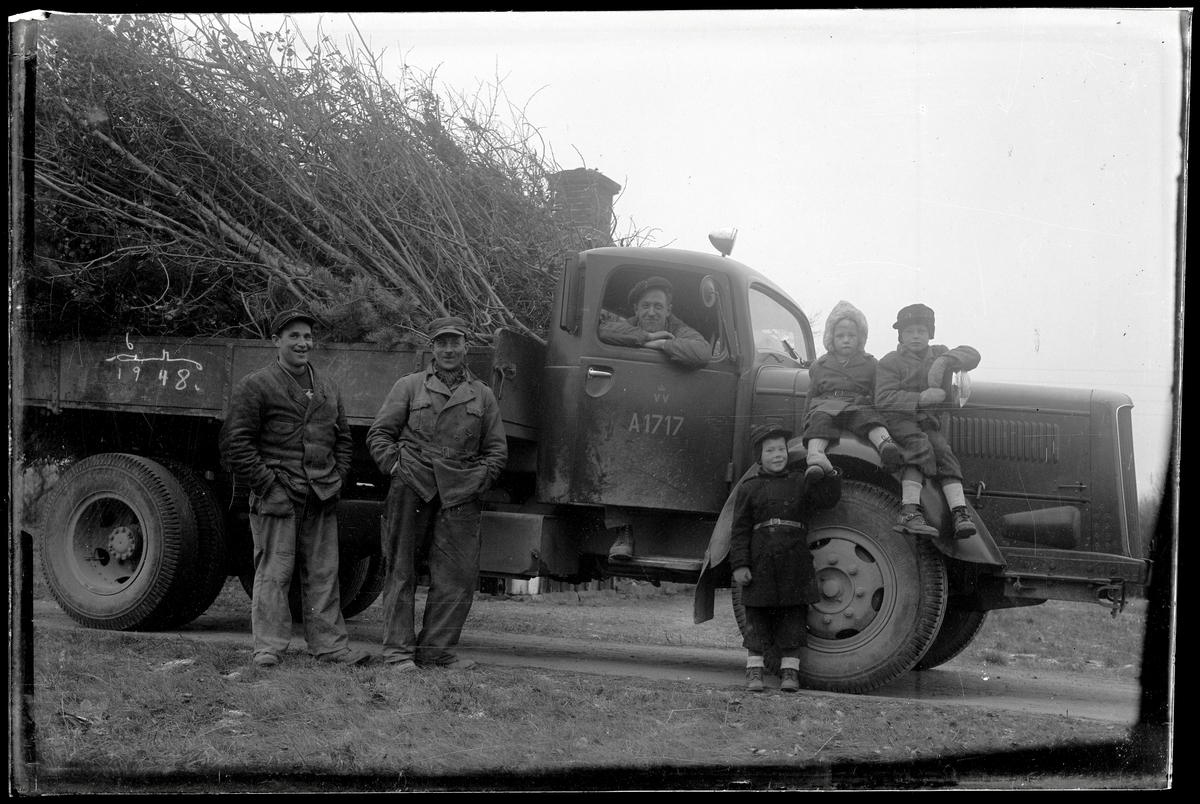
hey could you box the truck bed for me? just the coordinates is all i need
[21,330,546,441]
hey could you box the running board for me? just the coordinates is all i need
[601,555,705,584]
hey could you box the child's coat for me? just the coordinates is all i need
[728,467,842,608]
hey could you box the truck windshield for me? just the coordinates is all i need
[748,286,810,365]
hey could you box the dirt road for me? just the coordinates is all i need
[31,599,1140,725]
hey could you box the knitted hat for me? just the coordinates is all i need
[893,303,935,340]
[822,300,869,353]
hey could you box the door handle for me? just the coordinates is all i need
[587,368,613,380]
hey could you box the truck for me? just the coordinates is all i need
[19,231,1151,693]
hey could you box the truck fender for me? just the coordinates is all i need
[920,486,1007,568]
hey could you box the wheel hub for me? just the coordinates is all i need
[107,525,141,562]
[809,536,886,639]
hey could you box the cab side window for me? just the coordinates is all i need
[598,267,729,361]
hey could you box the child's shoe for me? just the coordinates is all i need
[951,506,977,539]
[893,504,939,538]
[780,668,800,693]
[746,666,764,693]
[877,438,903,473]
[805,452,833,482]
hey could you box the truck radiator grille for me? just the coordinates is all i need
[947,417,1060,463]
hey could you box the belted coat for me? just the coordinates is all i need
[804,351,880,421]
[366,362,508,509]
[220,361,353,506]
[729,467,843,608]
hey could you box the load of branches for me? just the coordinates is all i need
[29,14,599,345]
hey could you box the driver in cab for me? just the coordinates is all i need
[597,276,711,368]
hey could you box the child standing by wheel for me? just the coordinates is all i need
[802,300,903,481]
[875,303,981,540]
[730,424,843,693]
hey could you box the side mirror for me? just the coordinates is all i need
[708,228,737,257]
[700,275,719,308]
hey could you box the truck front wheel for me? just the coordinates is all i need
[732,481,947,693]
[39,453,199,630]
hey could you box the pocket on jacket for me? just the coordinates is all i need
[267,420,298,435]
[410,399,433,432]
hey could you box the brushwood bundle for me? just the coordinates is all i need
[29,14,595,344]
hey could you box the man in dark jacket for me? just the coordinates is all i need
[598,276,711,369]
[730,424,842,692]
[367,317,508,672]
[219,309,370,668]
[876,303,981,540]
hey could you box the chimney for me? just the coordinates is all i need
[549,168,622,248]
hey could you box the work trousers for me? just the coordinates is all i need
[249,493,350,661]
[380,479,483,665]
[888,418,963,480]
[742,604,808,657]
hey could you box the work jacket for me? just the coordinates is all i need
[367,362,508,508]
[876,344,981,430]
[598,313,711,368]
[805,350,880,421]
[729,467,842,608]
[219,361,353,503]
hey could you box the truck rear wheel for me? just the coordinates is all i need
[39,453,199,630]
[150,459,229,628]
[341,553,386,619]
[913,601,989,670]
[731,481,947,693]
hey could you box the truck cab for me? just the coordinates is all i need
[529,245,830,578]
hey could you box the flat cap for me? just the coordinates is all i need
[750,423,793,449]
[427,316,472,340]
[627,276,674,306]
[270,308,316,335]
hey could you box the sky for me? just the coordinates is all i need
[105,10,1195,496]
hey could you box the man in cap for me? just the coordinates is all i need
[598,276,711,368]
[220,309,371,668]
[367,316,508,671]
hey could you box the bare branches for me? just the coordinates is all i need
[30,13,589,343]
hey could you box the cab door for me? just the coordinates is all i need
[569,260,738,514]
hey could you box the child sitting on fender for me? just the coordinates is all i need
[875,303,981,540]
[730,424,842,693]
[802,300,903,481]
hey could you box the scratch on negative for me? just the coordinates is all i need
[1003,12,1026,115]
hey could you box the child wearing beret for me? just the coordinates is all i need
[730,424,842,693]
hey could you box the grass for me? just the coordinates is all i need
[963,600,1147,678]
[22,545,1160,790]
[30,624,1132,789]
